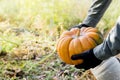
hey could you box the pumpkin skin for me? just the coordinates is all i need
[56,27,103,65]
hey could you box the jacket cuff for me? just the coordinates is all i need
[82,16,99,27]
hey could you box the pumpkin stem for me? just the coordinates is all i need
[76,29,80,36]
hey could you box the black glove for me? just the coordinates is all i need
[69,23,89,30]
[71,49,102,70]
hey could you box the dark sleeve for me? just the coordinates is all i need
[94,17,120,60]
[83,0,112,27]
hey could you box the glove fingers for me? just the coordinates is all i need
[75,65,84,69]
[71,49,94,60]
[75,63,89,70]
[71,53,85,60]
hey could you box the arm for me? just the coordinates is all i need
[83,0,112,27]
[94,17,120,60]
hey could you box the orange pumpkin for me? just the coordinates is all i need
[56,27,103,65]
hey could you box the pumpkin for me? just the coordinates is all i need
[56,27,103,65]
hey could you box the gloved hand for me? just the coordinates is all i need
[71,49,102,70]
[69,23,89,30]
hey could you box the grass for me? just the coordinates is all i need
[0,0,120,80]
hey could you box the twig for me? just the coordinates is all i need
[79,70,90,79]
[0,37,19,46]
[26,48,56,73]
[39,48,56,64]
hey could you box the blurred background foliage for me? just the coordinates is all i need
[0,0,119,31]
[0,0,92,55]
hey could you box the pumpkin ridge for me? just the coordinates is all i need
[83,27,93,32]
[86,36,97,48]
[69,39,83,64]
[57,37,68,62]
[57,37,66,60]
[73,38,84,64]
[86,27,98,32]
[59,37,73,64]
[68,39,74,64]
[85,32,100,45]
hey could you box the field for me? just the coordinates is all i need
[0,0,120,80]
